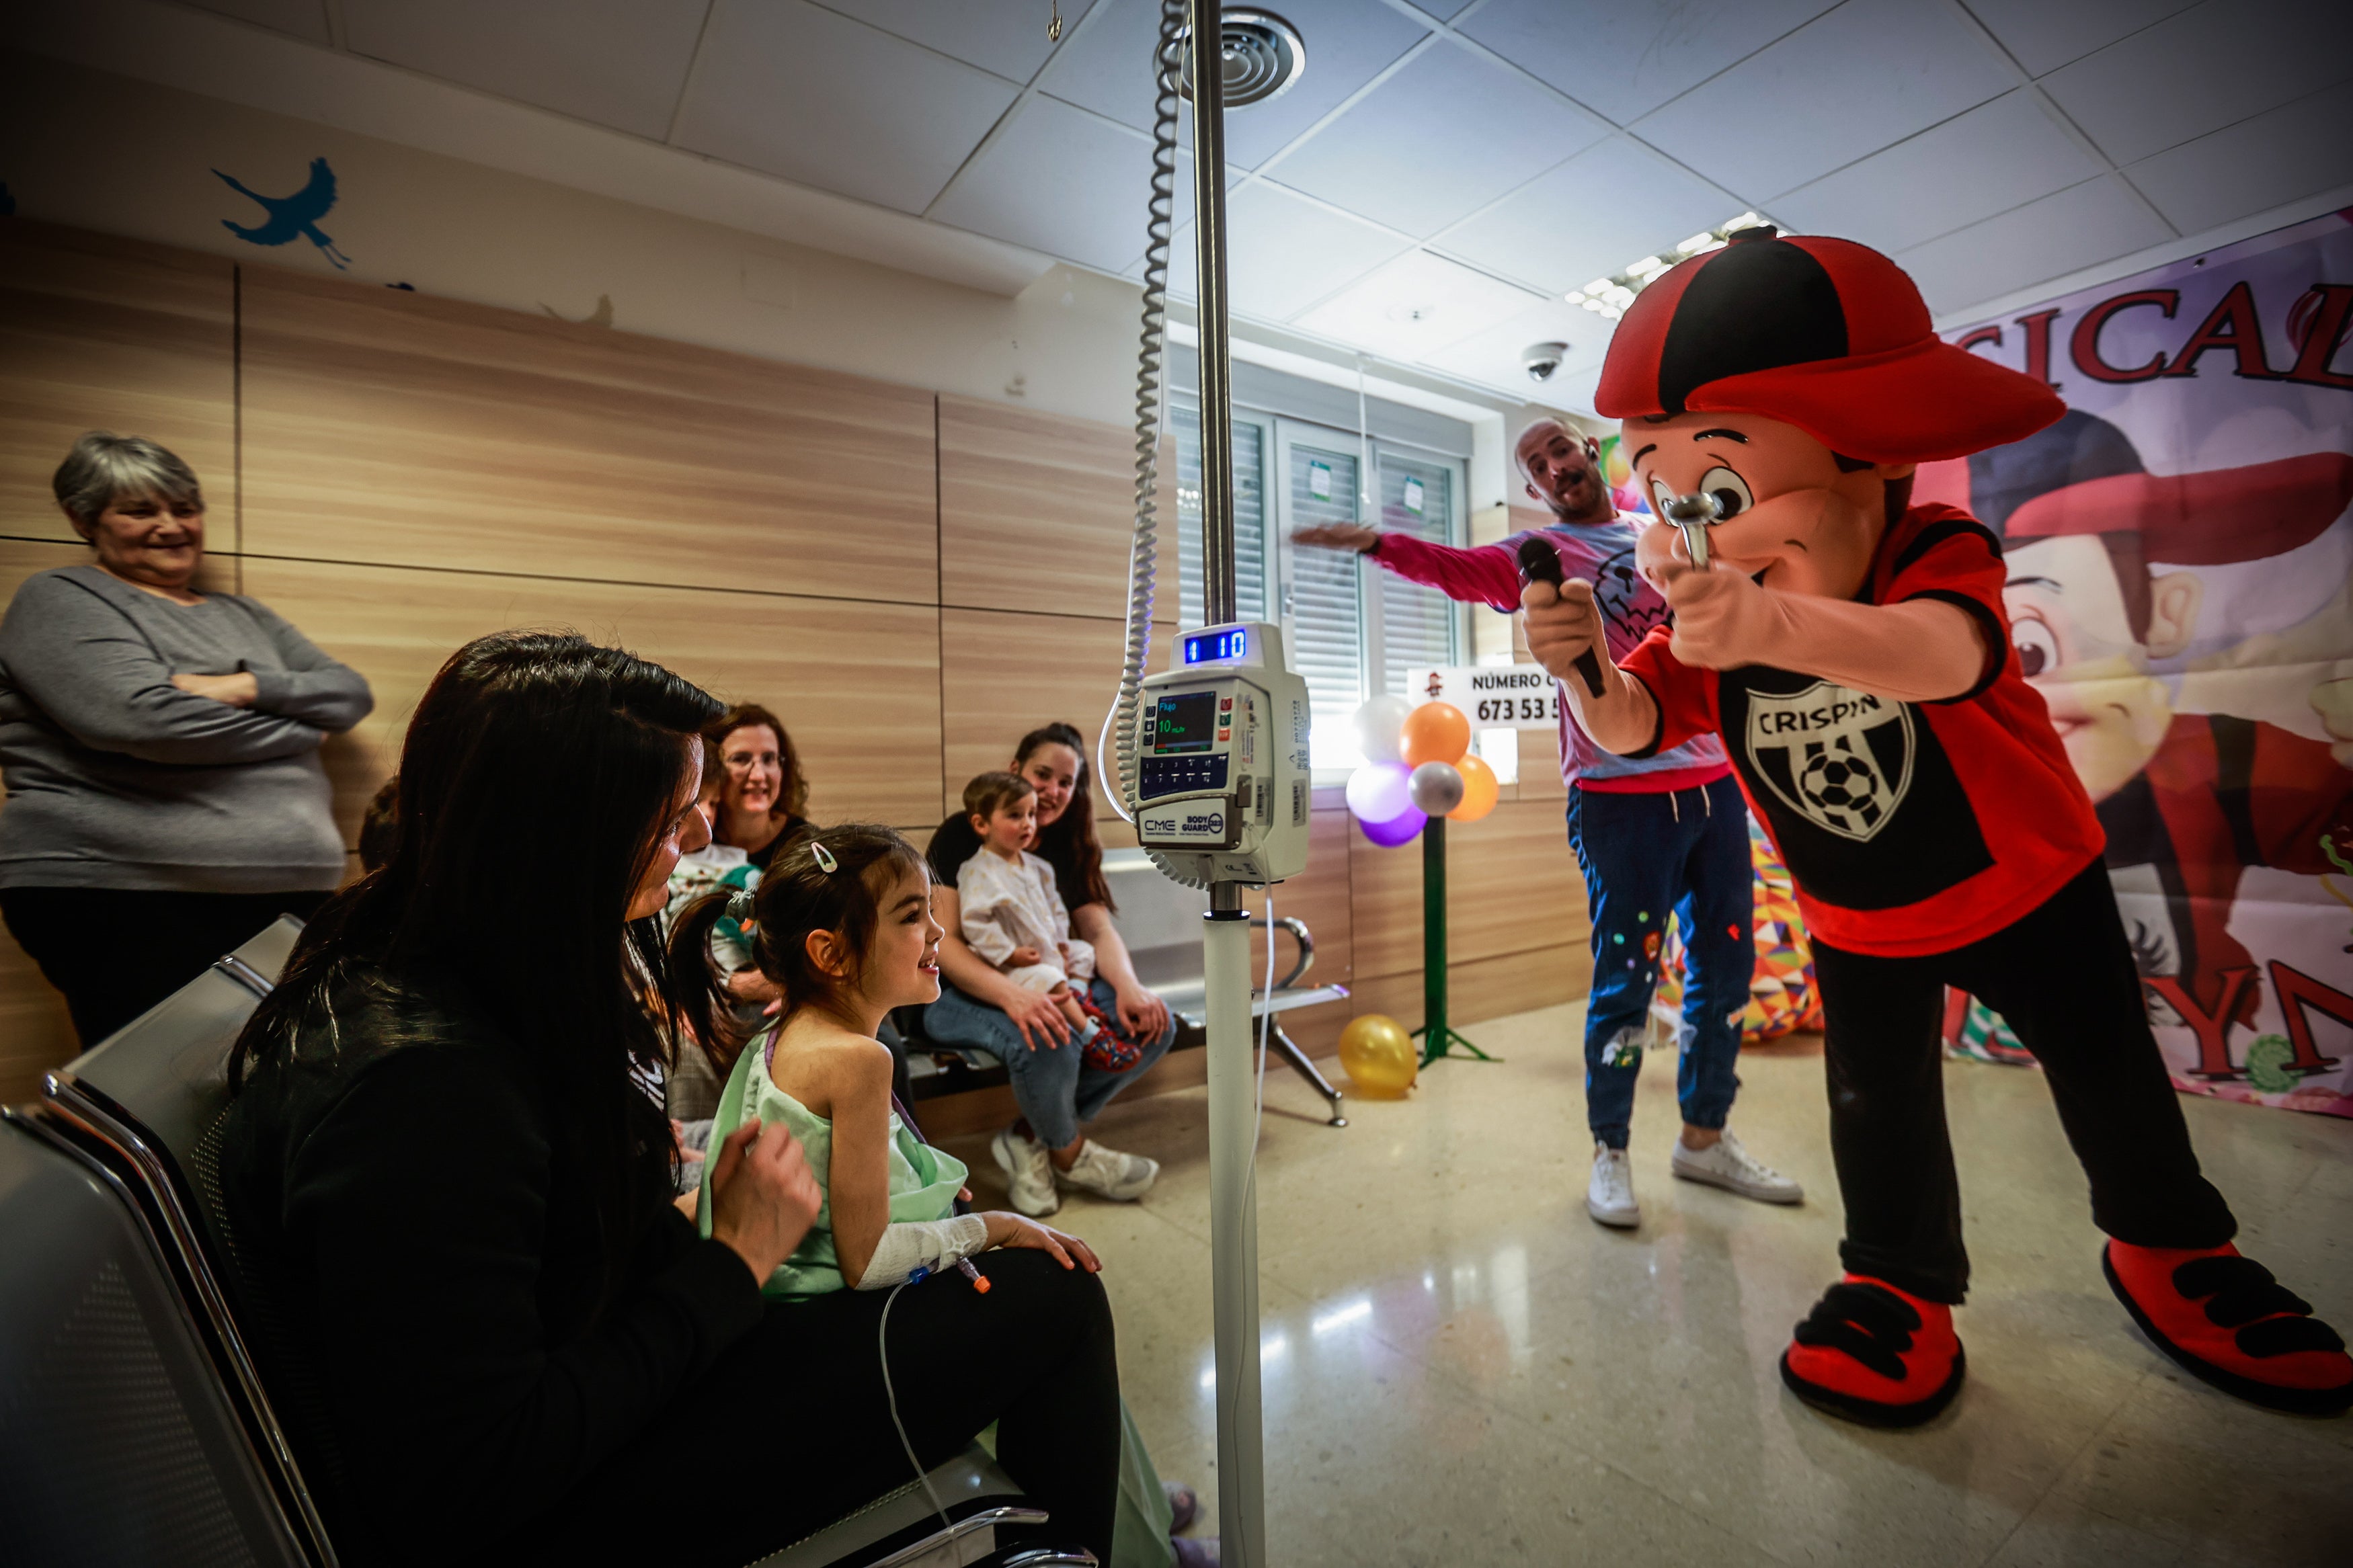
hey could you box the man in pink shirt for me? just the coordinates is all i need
[1295,420,1800,1227]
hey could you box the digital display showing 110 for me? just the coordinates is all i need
[1184,628,1247,664]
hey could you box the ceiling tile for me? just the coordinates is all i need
[187,0,329,44]
[674,0,1019,214]
[1403,0,1475,19]
[1769,89,2101,255]
[928,95,1163,273]
[2039,0,2353,166]
[1896,175,2172,317]
[342,0,709,138]
[1419,296,1613,397]
[1434,135,1737,296]
[1959,0,2197,76]
[1631,0,2013,202]
[2125,80,2353,236]
[1039,0,1430,171]
[1458,0,1838,128]
[1163,183,1412,322]
[1291,249,1549,360]
[1269,40,1609,238]
[812,0,1093,85]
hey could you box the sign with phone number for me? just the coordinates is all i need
[1404,664,1560,731]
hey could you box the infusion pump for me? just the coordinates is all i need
[1133,621,1312,886]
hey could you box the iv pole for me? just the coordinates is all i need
[1187,3,1267,1563]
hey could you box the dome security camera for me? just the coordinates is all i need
[1522,341,1568,382]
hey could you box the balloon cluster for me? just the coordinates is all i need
[1345,696,1498,846]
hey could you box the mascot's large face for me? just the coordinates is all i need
[1620,410,1910,599]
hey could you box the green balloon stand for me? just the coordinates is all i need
[1413,815,1498,1067]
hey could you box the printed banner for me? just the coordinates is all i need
[1919,210,2353,1116]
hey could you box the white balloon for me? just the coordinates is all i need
[1407,760,1464,816]
[1345,760,1413,823]
[1353,694,1414,763]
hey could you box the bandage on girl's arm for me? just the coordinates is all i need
[853,1214,991,1290]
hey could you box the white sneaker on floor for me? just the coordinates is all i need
[991,1124,1061,1216]
[1055,1138,1159,1202]
[1670,1129,1803,1204]
[1587,1142,1639,1228]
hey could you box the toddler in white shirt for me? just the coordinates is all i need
[955,771,1105,1047]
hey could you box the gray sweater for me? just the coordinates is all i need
[0,565,373,893]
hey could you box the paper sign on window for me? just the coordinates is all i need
[1402,477,1426,516]
[1307,460,1332,501]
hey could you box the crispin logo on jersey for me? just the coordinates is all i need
[1744,680,1915,841]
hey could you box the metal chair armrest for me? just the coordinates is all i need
[1246,915,1314,991]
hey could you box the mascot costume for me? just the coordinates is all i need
[1521,226,2352,1426]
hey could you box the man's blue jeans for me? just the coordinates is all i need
[924,977,1178,1149]
[1566,774,1754,1149]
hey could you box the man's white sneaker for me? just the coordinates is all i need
[1670,1130,1803,1204]
[1587,1143,1639,1228]
[1055,1138,1159,1202]
[991,1124,1060,1216]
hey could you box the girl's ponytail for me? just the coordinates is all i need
[665,888,740,1073]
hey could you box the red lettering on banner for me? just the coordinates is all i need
[2071,290,2178,382]
[2268,962,2350,1073]
[1956,325,2003,356]
[2143,968,2258,1078]
[2162,282,2279,379]
[2016,308,2061,388]
[2284,284,2353,388]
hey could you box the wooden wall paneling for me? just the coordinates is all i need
[1349,799,1588,979]
[1345,943,1591,1038]
[939,606,1142,842]
[237,265,937,602]
[938,397,1178,621]
[240,559,945,841]
[0,221,236,546]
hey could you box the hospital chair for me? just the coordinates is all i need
[11,915,1088,1567]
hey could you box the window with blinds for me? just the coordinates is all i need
[1371,450,1458,702]
[1283,438,1367,770]
[1170,404,1268,630]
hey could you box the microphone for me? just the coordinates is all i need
[1517,536,1607,698]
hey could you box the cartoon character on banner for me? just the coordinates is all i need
[1521,226,2350,1426]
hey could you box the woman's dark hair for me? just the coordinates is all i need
[232,630,722,1295]
[669,824,927,1065]
[704,701,810,827]
[1017,723,1113,913]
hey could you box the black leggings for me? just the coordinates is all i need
[494,1247,1121,1567]
[1,886,332,1046]
[1812,860,2236,1305]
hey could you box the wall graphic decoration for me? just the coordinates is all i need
[1919,208,2353,1116]
[214,156,350,269]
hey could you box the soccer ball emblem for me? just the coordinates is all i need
[1797,742,1882,832]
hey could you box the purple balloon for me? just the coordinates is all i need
[1357,807,1427,848]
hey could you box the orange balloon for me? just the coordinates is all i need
[1449,753,1499,821]
[1400,701,1470,767]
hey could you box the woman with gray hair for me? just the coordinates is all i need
[0,431,372,1043]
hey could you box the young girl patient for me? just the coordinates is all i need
[672,823,1096,1296]
[956,772,1137,1069]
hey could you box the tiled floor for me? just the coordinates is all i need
[940,1002,2353,1567]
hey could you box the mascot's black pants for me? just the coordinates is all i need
[1812,859,2236,1304]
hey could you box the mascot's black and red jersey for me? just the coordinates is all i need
[1578,229,2352,1427]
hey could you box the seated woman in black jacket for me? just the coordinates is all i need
[221,630,1120,1567]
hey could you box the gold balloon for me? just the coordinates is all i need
[1337,1013,1417,1097]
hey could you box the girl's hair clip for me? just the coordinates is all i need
[811,840,840,874]
[725,889,756,923]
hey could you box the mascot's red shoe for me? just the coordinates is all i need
[1780,1275,1964,1427]
[2104,1241,2353,1415]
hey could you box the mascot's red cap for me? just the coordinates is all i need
[1595,229,2065,464]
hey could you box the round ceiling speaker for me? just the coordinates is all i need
[1178,9,1307,108]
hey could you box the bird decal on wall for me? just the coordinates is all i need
[213,157,350,269]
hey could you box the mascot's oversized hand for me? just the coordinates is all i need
[1657,557,1783,670]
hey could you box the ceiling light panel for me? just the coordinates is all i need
[342,0,711,138]
[1769,89,2101,255]
[1271,39,1609,237]
[1458,0,1840,128]
[1631,0,2011,201]
[1436,135,1732,296]
[674,0,1018,214]
[1291,249,1548,360]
